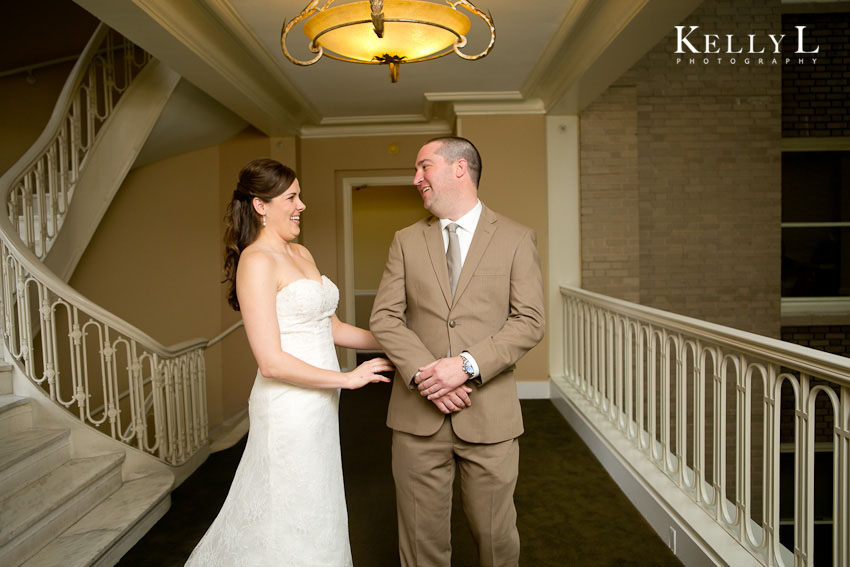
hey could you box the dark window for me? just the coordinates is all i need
[779,450,833,565]
[781,151,850,297]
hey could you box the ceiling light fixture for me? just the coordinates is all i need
[281,0,495,83]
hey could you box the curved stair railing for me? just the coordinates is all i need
[0,24,229,466]
[7,25,149,260]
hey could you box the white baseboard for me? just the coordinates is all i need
[516,380,550,399]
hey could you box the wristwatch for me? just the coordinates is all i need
[460,353,475,378]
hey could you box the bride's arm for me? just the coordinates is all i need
[330,315,382,350]
[237,252,390,389]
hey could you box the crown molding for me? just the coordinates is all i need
[424,91,525,102]
[299,120,452,139]
[300,92,548,137]
[423,92,544,118]
[319,114,428,126]
[452,98,546,116]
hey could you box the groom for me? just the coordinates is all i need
[370,136,545,566]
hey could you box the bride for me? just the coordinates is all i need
[185,158,392,566]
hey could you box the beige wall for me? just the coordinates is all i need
[0,63,77,174]
[458,115,550,381]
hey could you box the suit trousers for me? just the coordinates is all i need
[391,417,520,567]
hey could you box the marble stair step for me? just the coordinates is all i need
[0,395,33,436]
[0,428,70,500]
[22,470,174,567]
[0,362,13,395]
[0,452,125,566]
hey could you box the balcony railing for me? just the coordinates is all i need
[0,24,221,466]
[558,285,849,567]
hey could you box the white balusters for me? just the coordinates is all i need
[561,286,849,566]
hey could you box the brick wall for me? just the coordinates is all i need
[579,86,641,303]
[782,12,850,137]
[782,324,850,356]
[581,0,782,339]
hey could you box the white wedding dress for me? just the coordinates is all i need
[186,276,353,566]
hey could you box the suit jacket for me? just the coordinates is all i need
[370,204,545,444]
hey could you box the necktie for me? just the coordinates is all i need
[446,223,461,297]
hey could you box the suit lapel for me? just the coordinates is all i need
[423,217,452,308]
[452,205,497,306]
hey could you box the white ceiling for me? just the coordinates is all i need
[72,0,704,136]
[233,0,571,118]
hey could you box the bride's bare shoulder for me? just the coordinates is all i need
[239,242,274,266]
[237,244,283,284]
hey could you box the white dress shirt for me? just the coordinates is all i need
[439,200,482,264]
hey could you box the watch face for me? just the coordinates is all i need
[463,360,474,376]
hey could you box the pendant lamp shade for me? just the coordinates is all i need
[282,0,495,82]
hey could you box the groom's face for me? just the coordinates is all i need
[414,142,455,217]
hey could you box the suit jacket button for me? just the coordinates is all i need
[449,320,456,328]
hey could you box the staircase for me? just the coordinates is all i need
[0,364,172,566]
[0,23,220,567]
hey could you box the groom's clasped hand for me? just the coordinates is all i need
[414,356,473,414]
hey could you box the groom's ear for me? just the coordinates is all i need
[455,158,467,179]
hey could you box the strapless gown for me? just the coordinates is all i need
[185,276,353,566]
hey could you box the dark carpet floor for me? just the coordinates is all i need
[119,383,682,566]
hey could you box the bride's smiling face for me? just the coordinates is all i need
[258,179,306,241]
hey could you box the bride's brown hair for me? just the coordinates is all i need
[223,158,296,311]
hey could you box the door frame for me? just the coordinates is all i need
[340,175,413,370]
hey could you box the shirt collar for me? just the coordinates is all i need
[440,200,482,234]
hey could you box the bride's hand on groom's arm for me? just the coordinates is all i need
[345,358,393,389]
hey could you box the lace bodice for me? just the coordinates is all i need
[275,275,339,371]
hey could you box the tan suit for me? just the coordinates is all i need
[370,204,544,566]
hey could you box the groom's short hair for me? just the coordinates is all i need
[428,136,482,188]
